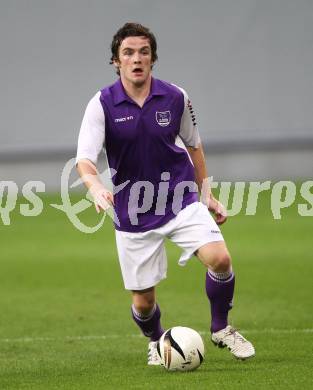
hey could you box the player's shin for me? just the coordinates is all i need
[205,269,235,333]
[131,303,164,341]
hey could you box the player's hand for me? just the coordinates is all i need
[205,195,227,225]
[89,185,114,214]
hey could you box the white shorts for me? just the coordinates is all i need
[115,202,224,290]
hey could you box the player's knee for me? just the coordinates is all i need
[211,251,232,273]
[134,300,155,315]
[132,291,156,315]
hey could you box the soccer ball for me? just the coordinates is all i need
[157,326,205,371]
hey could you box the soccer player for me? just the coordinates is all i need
[76,22,255,363]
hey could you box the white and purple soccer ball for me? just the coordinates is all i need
[157,326,205,371]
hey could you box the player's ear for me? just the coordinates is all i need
[112,57,120,71]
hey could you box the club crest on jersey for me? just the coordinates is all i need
[156,111,171,127]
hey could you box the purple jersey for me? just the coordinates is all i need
[77,77,201,232]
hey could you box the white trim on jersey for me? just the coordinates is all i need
[172,85,201,149]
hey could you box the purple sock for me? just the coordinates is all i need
[131,303,164,341]
[205,270,235,333]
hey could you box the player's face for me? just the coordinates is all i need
[115,36,153,87]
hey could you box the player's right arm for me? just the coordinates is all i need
[76,159,114,213]
[76,92,113,213]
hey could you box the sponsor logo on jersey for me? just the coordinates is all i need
[156,111,171,127]
[114,115,134,123]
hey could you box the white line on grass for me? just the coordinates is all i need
[0,329,312,343]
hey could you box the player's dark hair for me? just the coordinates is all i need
[110,22,158,75]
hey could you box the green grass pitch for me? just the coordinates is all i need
[0,188,312,389]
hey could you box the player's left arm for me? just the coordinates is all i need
[177,86,227,225]
[187,144,227,225]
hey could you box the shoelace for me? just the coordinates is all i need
[226,327,247,346]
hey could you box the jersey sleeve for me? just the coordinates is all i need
[177,87,201,148]
[76,91,105,165]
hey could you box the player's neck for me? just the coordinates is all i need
[121,75,152,107]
